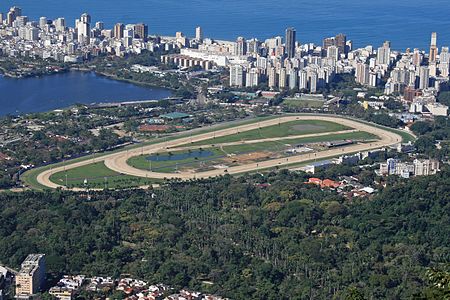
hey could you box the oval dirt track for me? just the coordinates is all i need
[36,115,402,189]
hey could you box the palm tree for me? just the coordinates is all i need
[344,287,365,300]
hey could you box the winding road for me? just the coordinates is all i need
[36,115,403,189]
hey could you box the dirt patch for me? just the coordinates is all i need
[290,124,326,132]
[224,151,272,164]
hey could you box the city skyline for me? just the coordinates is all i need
[0,5,447,54]
[1,5,449,112]
[1,0,449,49]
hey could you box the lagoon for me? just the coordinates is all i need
[0,71,172,116]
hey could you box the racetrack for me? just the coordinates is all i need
[36,115,402,189]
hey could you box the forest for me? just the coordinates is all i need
[0,168,449,299]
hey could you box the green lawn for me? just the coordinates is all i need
[127,148,227,173]
[127,131,377,173]
[186,120,350,147]
[49,162,161,189]
[222,131,378,154]
[282,99,325,108]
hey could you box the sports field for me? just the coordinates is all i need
[28,114,411,190]
[282,98,325,108]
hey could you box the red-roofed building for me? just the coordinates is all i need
[308,178,322,185]
[322,179,341,188]
[307,178,341,189]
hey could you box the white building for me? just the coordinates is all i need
[245,68,259,87]
[229,65,244,87]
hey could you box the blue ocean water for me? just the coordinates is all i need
[2,0,450,50]
[0,72,171,115]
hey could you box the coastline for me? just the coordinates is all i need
[93,70,177,91]
[0,65,70,79]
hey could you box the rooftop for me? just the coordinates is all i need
[160,112,191,120]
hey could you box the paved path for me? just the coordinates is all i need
[36,115,402,189]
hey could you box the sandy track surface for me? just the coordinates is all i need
[36,115,402,189]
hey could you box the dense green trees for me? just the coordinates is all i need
[0,168,449,299]
[411,116,450,158]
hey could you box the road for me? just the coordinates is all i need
[36,115,402,189]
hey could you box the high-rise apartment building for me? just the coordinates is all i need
[77,13,90,44]
[245,68,259,87]
[15,254,46,299]
[308,71,318,93]
[95,21,104,30]
[335,33,347,55]
[114,23,125,39]
[285,27,296,59]
[26,27,39,41]
[134,23,148,40]
[80,13,90,24]
[229,65,245,87]
[6,11,15,26]
[412,48,422,66]
[235,37,247,56]
[440,46,450,64]
[356,63,370,85]
[323,37,335,51]
[299,70,308,90]
[323,33,347,56]
[376,41,391,65]
[39,17,47,28]
[279,68,287,89]
[289,69,298,90]
[6,6,21,26]
[54,18,66,32]
[268,67,277,89]
[327,46,339,61]
[419,66,430,89]
[439,46,450,77]
[429,32,438,63]
[195,26,203,42]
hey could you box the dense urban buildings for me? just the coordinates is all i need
[0,5,449,113]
